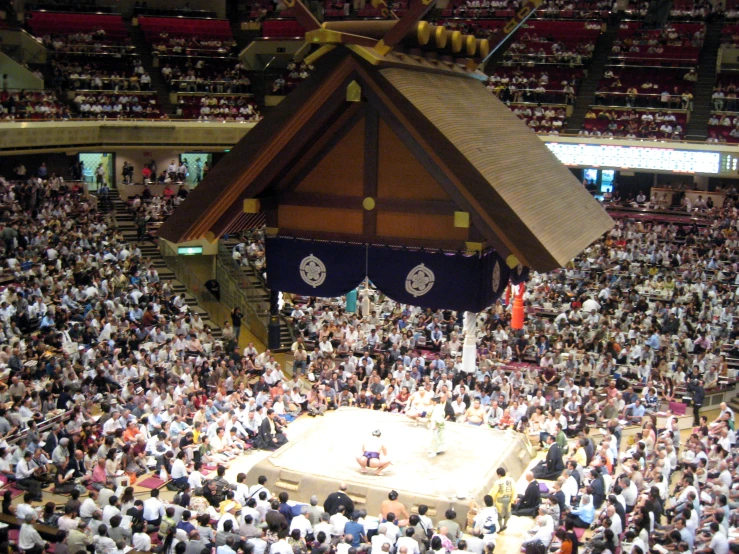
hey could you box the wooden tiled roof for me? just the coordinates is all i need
[378,67,614,269]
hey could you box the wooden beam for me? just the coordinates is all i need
[353,62,530,266]
[277,228,468,250]
[156,47,356,244]
[204,66,359,239]
[263,193,458,215]
[375,198,457,214]
[282,0,321,32]
[363,107,379,236]
[305,28,380,48]
[376,0,436,52]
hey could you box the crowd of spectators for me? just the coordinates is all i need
[489,68,579,105]
[175,95,261,122]
[592,66,695,110]
[624,0,716,21]
[161,61,252,94]
[581,108,686,139]
[503,27,599,66]
[272,60,313,96]
[725,1,739,20]
[486,20,599,135]
[1,145,739,554]
[41,30,136,57]
[0,90,71,121]
[509,103,566,135]
[610,22,704,65]
[50,60,154,93]
[72,92,161,119]
[151,34,238,58]
[438,18,505,40]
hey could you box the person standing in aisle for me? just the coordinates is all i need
[232,307,243,344]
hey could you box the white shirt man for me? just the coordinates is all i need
[473,504,499,536]
[102,502,121,525]
[330,511,349,537]
[290,511,313,538]
[248,535,268,554]
[143,494,165,523]
[371,529,393,554]
[396,534,421,554]
[133,531,152,551]
[80,495,99,519]
[270,538,293,554]
[171,457,188,480]
[19,519,46,551]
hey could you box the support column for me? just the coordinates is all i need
[361,280,372,318]
[461,311,478,375]
[268,289,281,350]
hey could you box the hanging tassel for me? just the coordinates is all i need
[511,284,526,330]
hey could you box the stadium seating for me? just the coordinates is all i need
[581,106,688,139]
[610,21,704,66]
[27,11,127,39]
[271,60,313,95]
[175,94,261,121]
[261,19,307,38]
[593,66,694,108]
[509,102,568,135]
[71,91,161,119]
[0,90,69,120]
[138,16,233,40]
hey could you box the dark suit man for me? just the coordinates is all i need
[69,451,87,478]
[265,500,289,532]
[532,435,564,480]
[324,484,355,516]
[259,409,287,450]
[443,397,456,421]
[511,471,540,517]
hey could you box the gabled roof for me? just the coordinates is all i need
[158,47,613,271]
[376,66,614,269]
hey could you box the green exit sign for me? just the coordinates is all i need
[178,246,203,255]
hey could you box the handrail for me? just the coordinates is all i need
[215,242,295,349]
[28,7,121,15]
[214,245,269,346]
[216,242,270,306]
[156,53,239,61]
[0,117,257,123]
[586,104,689,113]
[174,91,255,97]
[136,12,223,20]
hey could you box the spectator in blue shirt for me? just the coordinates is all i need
[568,494,595,528]
[623,399,646,424]
[343,512,366,547]
[278,492,294,525]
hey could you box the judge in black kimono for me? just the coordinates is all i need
[511,471,541,517]
[532,435,565,480]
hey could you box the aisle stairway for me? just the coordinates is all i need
[685,20,723,140]
[124,19,176,117]
[110,189,223,340]
[566,21,619,133]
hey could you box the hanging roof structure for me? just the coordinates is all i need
[158,44,613,271]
